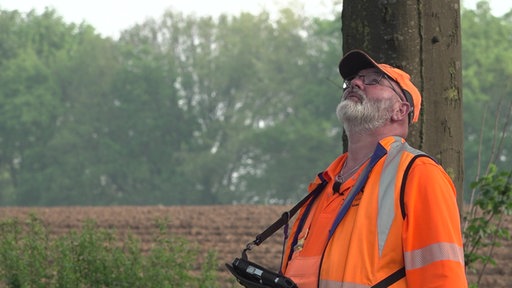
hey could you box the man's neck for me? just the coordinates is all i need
[345,133,380,167]
[343,121,409,166]
[344,128,398,167]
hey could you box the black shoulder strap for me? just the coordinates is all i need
[250,172,328,247]
[371,267,406,288]
[372,154,434,287]
[399,154,433,220]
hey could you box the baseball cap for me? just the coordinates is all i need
[338,49,422,123]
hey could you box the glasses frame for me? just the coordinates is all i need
[343,72,385,90]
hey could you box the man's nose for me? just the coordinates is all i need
[349,76,365,90]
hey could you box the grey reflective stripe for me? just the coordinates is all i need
[377,137,422,255]
[404,242,465,269]
[320,279,370,288]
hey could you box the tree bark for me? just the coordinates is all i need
[341,0,464,209]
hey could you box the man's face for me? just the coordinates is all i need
[336,68,400,133]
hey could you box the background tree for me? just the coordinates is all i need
[0,9,93,204]
[461,1,512,196]
[0,8,343,205]
[341,0,464,207]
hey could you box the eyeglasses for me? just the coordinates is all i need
[343,72,406,103]
[343,72,385,89]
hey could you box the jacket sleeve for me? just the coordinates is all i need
[402,157,468,287]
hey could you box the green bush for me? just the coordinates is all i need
[0,215,218,288]
[463,165,512,286]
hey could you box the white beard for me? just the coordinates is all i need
[336,89,396,134]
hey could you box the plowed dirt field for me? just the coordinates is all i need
[0,206,510,287]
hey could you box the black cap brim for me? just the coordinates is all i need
[338,50,379,79]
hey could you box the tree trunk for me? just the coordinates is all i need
[341,0,464,209]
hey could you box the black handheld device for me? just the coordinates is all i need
[226,257,297,288]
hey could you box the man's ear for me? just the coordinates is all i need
[392,102,411,121]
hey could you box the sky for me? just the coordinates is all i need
[0,0,510,39]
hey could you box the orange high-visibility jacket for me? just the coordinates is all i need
[281,136,467,288]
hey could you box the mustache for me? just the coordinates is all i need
[342,87,366,101]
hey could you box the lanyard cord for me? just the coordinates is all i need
[328,144,387,239]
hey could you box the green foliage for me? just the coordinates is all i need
[0,215,218,288]
[0,1,511,205]
[461,1,512,196]
[0,217,59,287]
[0,6,344,205]
[463,165,512,286]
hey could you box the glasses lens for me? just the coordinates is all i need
[343,76,354,90]
[343,72,384,89]
[364,73,383,85]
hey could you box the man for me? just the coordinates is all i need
[280,50,467,287]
